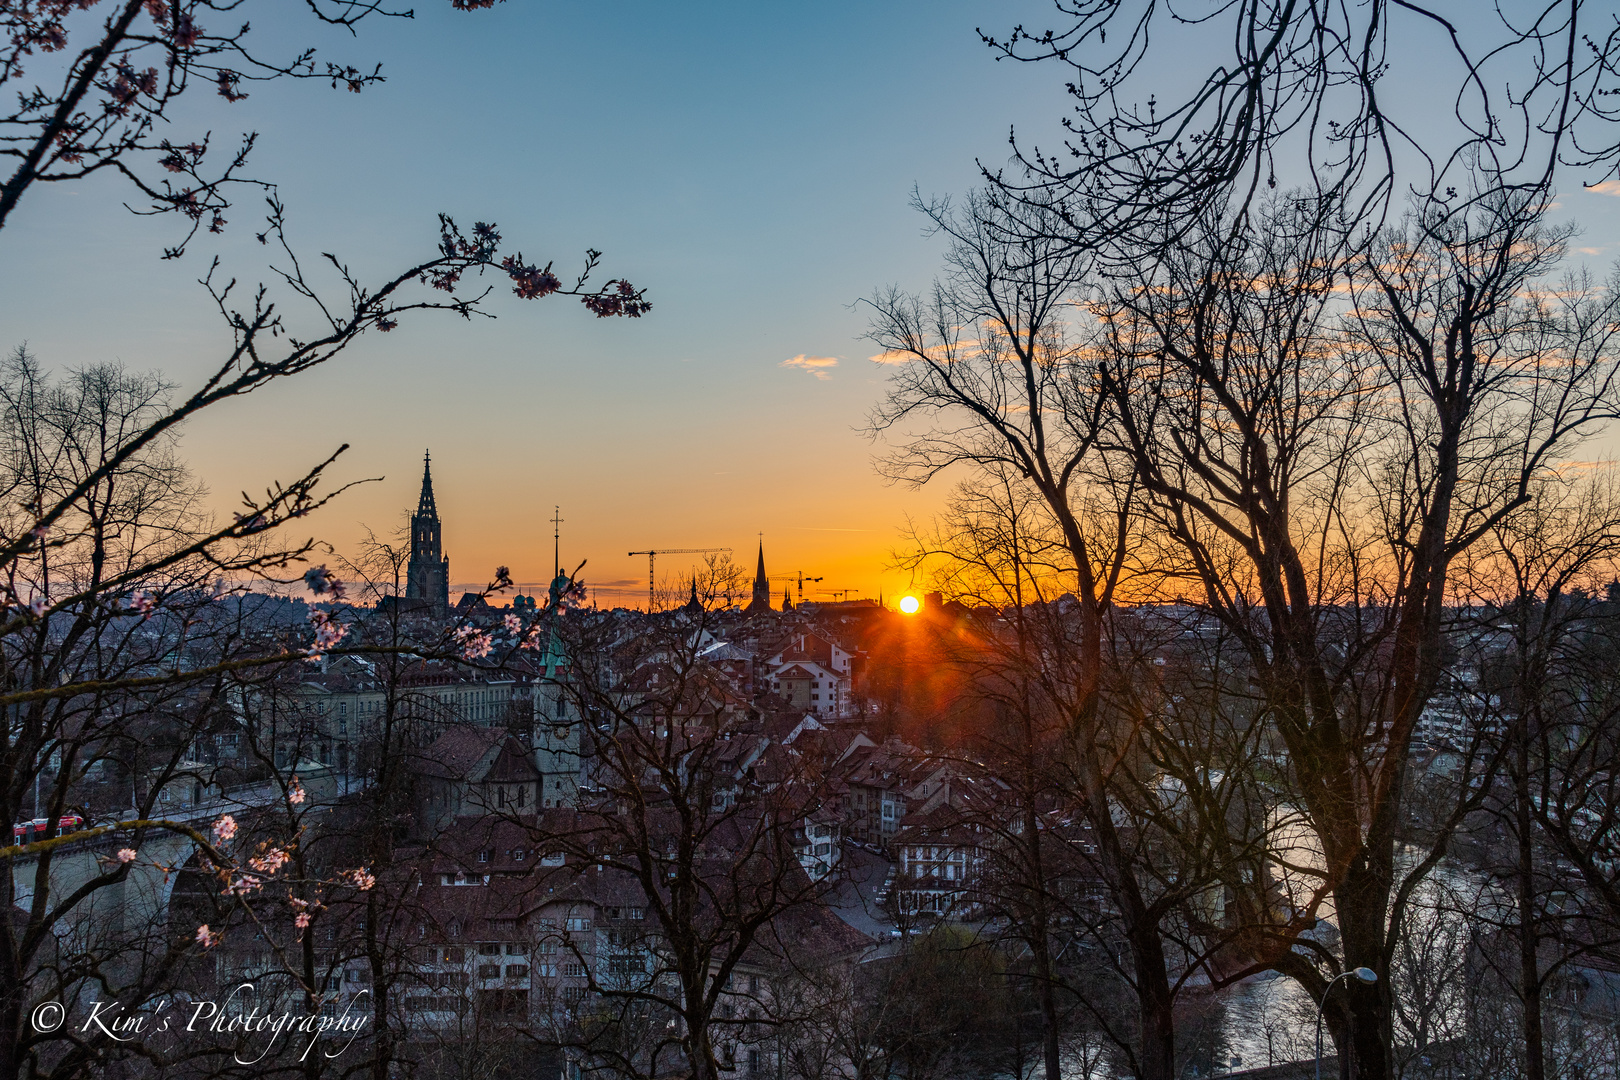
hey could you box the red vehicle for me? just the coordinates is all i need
[12,815,84,843]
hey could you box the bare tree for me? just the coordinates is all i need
[865,188,1189,1079]
[981,1,1620,264]
[509,570,846,1080]
[1092,186,1620,1078]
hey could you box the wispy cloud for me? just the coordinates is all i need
[788,526,874,532]
[869,339,969,365]
[1586,181,1620,197]
[781,354,839,380]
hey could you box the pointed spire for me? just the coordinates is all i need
[744,534,772,613]
[417,450,438,519]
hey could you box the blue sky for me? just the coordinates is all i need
[3,1,1618,606]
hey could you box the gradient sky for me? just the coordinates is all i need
[4,1,1620,608]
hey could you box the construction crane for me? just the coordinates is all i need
[627,547,732,611]
[768,571,824,593]
[816,588,861,602]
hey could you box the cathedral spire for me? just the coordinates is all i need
[745,535,772,614]
[417,450,438,519]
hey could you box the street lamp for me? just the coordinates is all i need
[1316,967,1377,1080]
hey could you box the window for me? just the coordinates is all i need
[505,943,526,955]
[425,971,470,990]
[480,988,528,1018]
[566,917,591,932]
[505,964,529,979]
[478,964,501,979]
[478,849,492,863]
[563,962,586,978]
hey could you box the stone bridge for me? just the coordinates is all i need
[10,767,356,938]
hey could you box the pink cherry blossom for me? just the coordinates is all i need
[212,814,237,842]
[304,565,335,595]
[287,778,305,805]
[223,873,262,896]
[28,596,47,617]
[295,912,312,930]
[129,590,157,618]
[305,609,349,657]
[346,868,376,891]
[116,848,137,864]
[195,925,220,948]
[249,847,289,874]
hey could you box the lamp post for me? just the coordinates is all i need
[1316,967,1378,1080]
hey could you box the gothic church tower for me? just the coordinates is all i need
[744,538,772,614]
[407,451,450,614]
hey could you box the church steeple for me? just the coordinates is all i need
[406,450,450,614]
[682,577,704,617]
[745,536,772,614]
[417,450,439,518]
